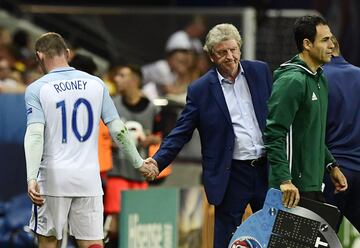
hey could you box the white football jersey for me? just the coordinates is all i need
[25,67,119,196]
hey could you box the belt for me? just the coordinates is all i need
[239,156,266,167]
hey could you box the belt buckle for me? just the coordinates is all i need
[250,159,257,167]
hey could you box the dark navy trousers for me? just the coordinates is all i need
[213,159,268,248]
[324,167,360,232]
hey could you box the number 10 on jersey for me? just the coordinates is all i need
[56,98,94,143]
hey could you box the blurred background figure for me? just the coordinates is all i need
[102,65,122,97]
[0,26,13,65]
[165,15,206,54]
[0,57,25,93]
[161,49,194,103]
[141,48,193,100]
[0,26,11,48]
[104,64,161,247]
[0,27,39,92]
[142,15,209,104]
[12,29,35,70]
[166,15,210,86]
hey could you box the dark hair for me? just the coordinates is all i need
[293,15,328,52]
[124,64,143,82]
[69,54,97,74]
[35,32,68,58]
[108,64,143,88]
[13,29,29,48]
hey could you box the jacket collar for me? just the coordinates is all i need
[330,55,347,64]
[280,54,323,76]
[208,61,262,128]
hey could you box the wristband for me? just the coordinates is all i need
[326,161,339,173]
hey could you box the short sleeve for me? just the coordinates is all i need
[25,83,45,125]
[101,83,119,124]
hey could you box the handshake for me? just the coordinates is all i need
[138,157,160,181]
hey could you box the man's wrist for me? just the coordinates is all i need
[136,159,145,169]
[326,161,339,173]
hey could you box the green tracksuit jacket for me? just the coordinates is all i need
[265,55,335,192]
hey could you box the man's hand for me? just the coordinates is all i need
[138,158,159,181]
[27,179,44,206]
[330,167,348,193]
[280,180,300,208]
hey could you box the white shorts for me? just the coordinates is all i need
[29,196,104,240]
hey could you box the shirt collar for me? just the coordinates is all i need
[217,63,243,85]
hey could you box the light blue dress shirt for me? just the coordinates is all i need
[217,65,265,160]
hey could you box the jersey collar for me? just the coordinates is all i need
[49,67,76,74]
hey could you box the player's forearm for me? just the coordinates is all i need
[24,123,44,182]
[107,118,143,168]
